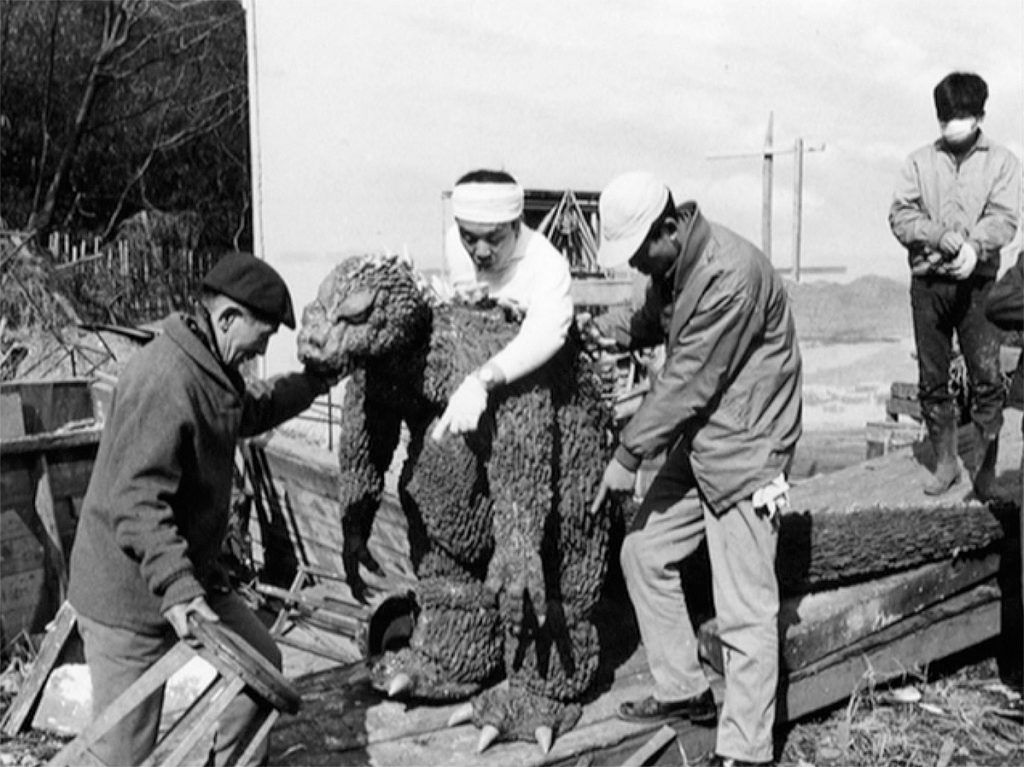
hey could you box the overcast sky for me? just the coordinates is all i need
[248,0,1024,369]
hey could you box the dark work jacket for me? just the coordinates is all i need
[69,311,324,634]
[595,204,803,513]
[986,250,1024,409]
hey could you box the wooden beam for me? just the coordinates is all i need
[0,602,77,735]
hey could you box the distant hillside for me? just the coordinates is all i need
[787,275,913,343]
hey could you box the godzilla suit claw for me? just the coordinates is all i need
[387,672,413,698]
[477,725,500,753]
[535,726,553,754]
[447,702,474,727]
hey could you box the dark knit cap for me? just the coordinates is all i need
[202,252,295,329]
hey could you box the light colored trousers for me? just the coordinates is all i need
[78,591,281,767]
[621,454,780,764]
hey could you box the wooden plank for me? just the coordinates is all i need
[787,409,1021,513]
[0,447,96,510]
[781,582,1001,722]
[1,602,77,735]
[864,420,924,458]
[621,725,678,767]
[1,510,46,574]
[1,389,25,436]
[0,567,46,638]
[33,454,68,603]
[566,584,1002,767]
[49,642,196,767]
[700,554,1000,675]
[781,554,998,670]
[0,379,94,434]
[0,427,102,456]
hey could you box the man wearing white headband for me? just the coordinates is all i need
[889,72,1021,500]
[585,172,802,767]
[432,169,572,441]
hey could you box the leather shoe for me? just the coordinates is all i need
[616,689,717,725]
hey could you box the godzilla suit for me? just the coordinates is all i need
[298,253,617,753]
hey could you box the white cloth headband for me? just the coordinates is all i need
[451,182,524,224]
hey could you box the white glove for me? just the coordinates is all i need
[752,474,790,520]
[431,374,488,441]
[947,242,978,280]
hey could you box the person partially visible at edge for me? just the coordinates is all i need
[585,172,802,767]
[67,252,337,766]
[889,71,1022,500]
[430,168,573,441]
[984,247,1024,708]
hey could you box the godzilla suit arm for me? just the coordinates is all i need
[337,370,403,603]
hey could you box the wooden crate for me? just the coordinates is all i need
[1,379,104,642]
[865,420,925,458]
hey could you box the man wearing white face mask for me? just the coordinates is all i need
[889,71,1022,500]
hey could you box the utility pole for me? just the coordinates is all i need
[762,112,774,261]
[792,136,804,283]
[708,114,833,282]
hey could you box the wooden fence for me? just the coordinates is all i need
[48,234,215,326]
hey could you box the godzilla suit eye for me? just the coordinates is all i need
[334,287,378,325]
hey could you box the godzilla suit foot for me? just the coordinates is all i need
[445,685,581,755]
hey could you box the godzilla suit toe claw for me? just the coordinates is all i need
[387,672,413,698]
[535,725,553,754]
[447,702,474,727]
[477,724,501,754]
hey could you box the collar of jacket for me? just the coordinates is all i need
[932,129,991,159]
[165,306,246,395]
[669,202,712,295]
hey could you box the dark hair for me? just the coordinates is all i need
[933,72,988,121]
[455,169,518,185]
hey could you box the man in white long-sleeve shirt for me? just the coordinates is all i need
[432,169,573,440]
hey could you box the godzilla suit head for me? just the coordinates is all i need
[297,253,434,377]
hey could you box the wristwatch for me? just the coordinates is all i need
[474,364,501,392]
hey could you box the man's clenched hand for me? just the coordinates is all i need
[164,595,219,640]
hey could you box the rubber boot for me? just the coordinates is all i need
[971,429,1005,502]
[923,420,960,496]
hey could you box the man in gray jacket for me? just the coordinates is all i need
[69,252,334,766]
[588,172,802,767]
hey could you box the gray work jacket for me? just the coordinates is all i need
[595,204,803,513]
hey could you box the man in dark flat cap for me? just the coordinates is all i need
[68,252,334,766]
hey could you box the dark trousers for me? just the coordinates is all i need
[910,274,1005,438]
[79,591,280,766]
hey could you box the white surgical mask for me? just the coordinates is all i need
[940,117,978,145]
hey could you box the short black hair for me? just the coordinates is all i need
[455,169,518,185]
[933,72,988,122]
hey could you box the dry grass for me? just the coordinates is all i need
[779,651,1023,767]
